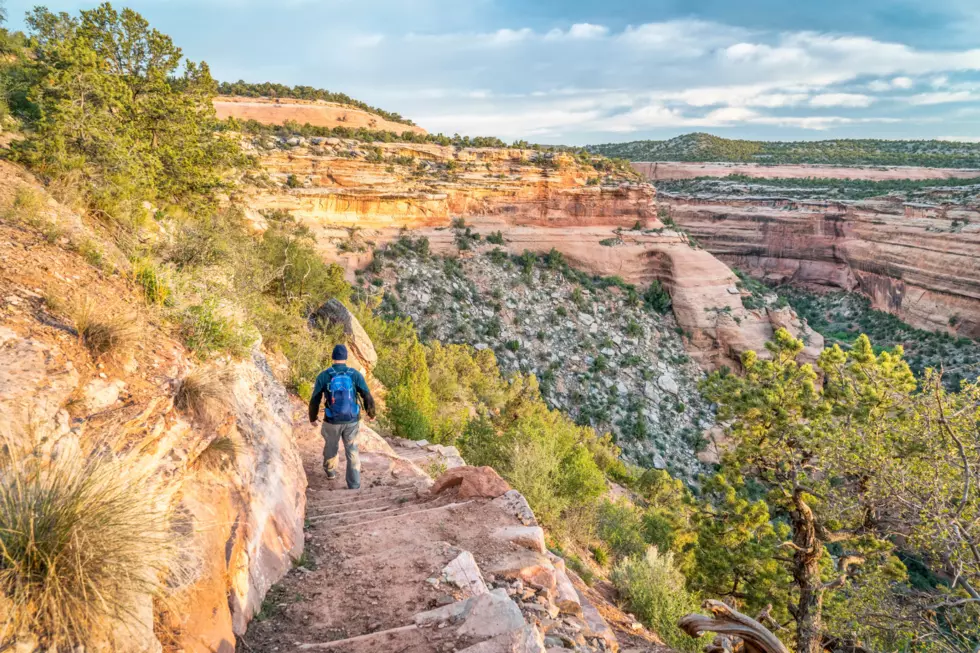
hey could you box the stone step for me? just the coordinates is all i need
[306,488,419,511]
[296,624,436,652]
[318,500,475,532]
[306,483,420,503]
[306,498,425,523]
[311,497,456,528]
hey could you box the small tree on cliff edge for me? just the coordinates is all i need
[702,330,912,653]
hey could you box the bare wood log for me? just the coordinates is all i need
[679,599,790,653]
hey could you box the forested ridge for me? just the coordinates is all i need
[589,132,980,167]
[216,79,417,126]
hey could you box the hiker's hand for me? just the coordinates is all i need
[310,419,318,426]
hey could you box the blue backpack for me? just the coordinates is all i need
[326,370,360,422]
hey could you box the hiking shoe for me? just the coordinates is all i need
[325,470,338,480]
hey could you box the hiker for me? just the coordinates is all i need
[308,344,376,489]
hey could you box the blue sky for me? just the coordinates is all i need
[6,0,980,144]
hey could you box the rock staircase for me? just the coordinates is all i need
[241,403,663,653]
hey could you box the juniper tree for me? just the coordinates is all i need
[11,3,244,220]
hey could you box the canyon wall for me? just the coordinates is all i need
[242,137,821,369]
[0,167,305,652]
[662,192,980,338]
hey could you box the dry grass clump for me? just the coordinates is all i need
[174,366,235,427]
[0,452,177,649]
[194,436,240,471]
[3,187,43,225]
[70,297,141,358]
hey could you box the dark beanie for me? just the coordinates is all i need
[332,344,348,361]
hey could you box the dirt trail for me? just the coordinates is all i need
[240,402,670,653]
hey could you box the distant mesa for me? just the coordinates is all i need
[214,95,429,135]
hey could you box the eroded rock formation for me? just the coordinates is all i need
[0,177,305,651]
[661,192,980,338]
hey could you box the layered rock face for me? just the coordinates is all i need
[662,193,980,338]
[0,179,305,651]
[244,137,819,369]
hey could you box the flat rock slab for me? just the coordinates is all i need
[443,550,489,597]
[457,624,547,653]
[484,550,556,593]
[492,526,546,554]
[416,589,525,640]
[492,490,537,526]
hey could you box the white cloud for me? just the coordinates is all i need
[809,93,875,107]
[907,91,978,105]
[546,23,609,40]
[314,17,980,141]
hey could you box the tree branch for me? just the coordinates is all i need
[679,600,790,653]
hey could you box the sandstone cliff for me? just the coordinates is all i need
[239,135,820,369]
[0,173,305,651]
[661,191,980,339]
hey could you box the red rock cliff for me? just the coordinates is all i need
[663,193,980,338]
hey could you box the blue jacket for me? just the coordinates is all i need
[308,364,376,424]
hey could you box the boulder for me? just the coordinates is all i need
[484,550,557,593]
[431,466,510,499]
[310,298,378,370]
[575,586,617,651]
[416,589,524,640]
[81,378,126,413]
[456,624,547,653]
[443,551,489,597]
[552,567,582,617]
[492,526,546,554]
[492,490,538,526]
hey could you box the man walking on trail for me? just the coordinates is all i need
[309,344,376,490]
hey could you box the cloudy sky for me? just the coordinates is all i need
[6,0,980,144]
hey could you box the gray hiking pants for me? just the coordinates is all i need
[321,421,361,489]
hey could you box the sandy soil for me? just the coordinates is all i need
[214,96,427,135]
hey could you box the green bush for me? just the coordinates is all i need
[644,281,672,314]
[611,548,702,653]
[178,298,253,358]
[597,500,647,560]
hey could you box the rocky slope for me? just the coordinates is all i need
[368,241,713,477]
[238,133,821,371]
[659,187,980,338]
[0,169,305,651]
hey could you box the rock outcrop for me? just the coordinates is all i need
[0,182,305,650]
[662,192,980,338]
